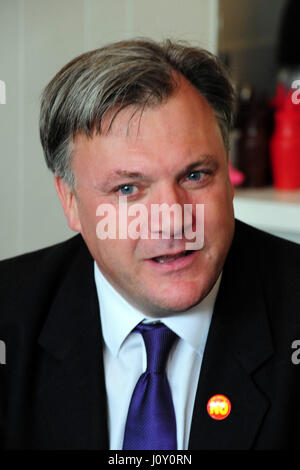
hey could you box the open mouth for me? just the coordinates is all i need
[151,250,196,264]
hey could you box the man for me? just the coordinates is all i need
[0,38,300,450]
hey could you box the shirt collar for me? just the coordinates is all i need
[94,261,221,357]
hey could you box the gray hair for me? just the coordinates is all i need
[40,38,235,188]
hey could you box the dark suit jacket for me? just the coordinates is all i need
[0,219,300,450]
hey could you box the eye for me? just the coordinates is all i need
[117,184,138,195]
[187,170,203,181]
[183,169,212,188]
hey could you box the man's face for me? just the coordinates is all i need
[56,76,235,316]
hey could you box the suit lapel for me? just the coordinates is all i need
[189,220,274,449]
[36,239,108,449]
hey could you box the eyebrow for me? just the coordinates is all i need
[98,155,218,191]
[176,156,218,180]
[98,170,151,191]
[108,169,148,179]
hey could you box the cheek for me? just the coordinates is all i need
[77,201,99,239]
[202,185,234,235]
[94,236,140,268]
[93,238,143,289]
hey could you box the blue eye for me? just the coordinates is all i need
[188,171,202,181]
[119,185,136,195]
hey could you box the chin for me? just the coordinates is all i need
[145,282,206,316]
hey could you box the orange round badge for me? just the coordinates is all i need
[207,394,231,420]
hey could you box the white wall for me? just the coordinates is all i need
[0,0,218,260]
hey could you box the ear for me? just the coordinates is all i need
[54,176,82,232]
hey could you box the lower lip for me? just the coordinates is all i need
[146,251,199,272]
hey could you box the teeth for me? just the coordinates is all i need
[156,257,176,263]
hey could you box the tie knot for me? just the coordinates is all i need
[135,322,178,373]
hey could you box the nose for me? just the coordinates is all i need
[147,183,188,240]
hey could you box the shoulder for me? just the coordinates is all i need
[234,218,300,264]
[233,218,300,284]
[234,218,300,324]
[0,234,84,284]
[0,234,86,326]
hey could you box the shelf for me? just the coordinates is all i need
[233,187,300,243]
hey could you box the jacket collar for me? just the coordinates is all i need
[38,238,99,360]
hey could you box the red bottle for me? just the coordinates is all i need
[270,92,300,190]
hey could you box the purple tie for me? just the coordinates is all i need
[122,322,178,450]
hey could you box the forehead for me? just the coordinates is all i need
[72,76,225,174]
[99,75,218,139]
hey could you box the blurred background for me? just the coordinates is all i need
[0,0,300,260]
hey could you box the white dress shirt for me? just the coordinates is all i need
[94,262,221,450]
